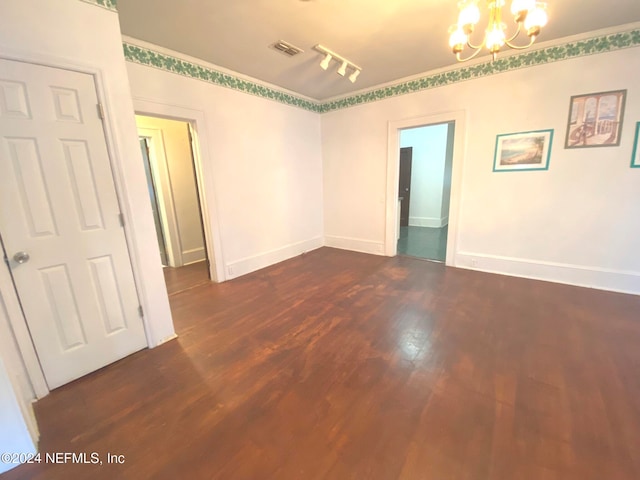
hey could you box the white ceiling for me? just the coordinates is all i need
[117,0,640,101]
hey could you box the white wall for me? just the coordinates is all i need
[136,115,206,266]
[0,357,36,474]
[126,40,324,280]
[0,292,38,459]
[0,0,176,435]
[400,124,450,227]
[322,46,640,294]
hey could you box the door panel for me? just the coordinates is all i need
[0,59,147,389]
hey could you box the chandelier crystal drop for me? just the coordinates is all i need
[449,0,548,62]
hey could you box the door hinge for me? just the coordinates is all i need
[97,103,105,120]
[118,213,125,227]
[138,305,144,317]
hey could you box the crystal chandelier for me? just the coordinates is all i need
[449,0,549,61]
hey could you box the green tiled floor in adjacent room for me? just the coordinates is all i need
[397,225,448,262]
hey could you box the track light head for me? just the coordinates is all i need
[315,45,361,82]
[320,53,332,70]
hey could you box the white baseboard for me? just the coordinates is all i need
[154,333,178,347]
[324,235,385,256]
[181,247,206,266]
[225,236,324,280]
[409,216,448,228]
[456,252,640,295]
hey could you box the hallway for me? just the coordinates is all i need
[397,225,448,262]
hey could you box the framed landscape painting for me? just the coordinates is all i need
[632,122,640,168]
[493,129,554,172]
[565,90,627,148]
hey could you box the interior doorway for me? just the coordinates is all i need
[396,122,454,262]
[386,110,466,265]
[135,115,210,295]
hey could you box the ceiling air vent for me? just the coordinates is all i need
[270,40,304,57]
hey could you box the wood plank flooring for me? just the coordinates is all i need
[162,260,210,296]
[3,247,640,480]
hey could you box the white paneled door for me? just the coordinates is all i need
[0,59,147,389]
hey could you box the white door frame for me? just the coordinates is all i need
[0,53,174,400]
[137,128,182,267]
[385,110,467,265]
[133,98,225,283]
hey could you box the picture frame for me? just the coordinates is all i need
[565,89,627,149]
[493,129,554,172]
[632,122,640,168]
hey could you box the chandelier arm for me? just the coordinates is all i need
[466,36,484,50]
[505,23,523,44]
[504,35,537,50]
[456,46,484,62]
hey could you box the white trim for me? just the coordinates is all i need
[455,252,640,295]
[408,217,448,228]
[0,261,48,400]
[0,284,41,443]
[92,70,175,349]
[132,97,225,283]
[386,110,467,266]
[226,237,324,279]
[324,235,385,256]
[0,356,37,474]
[154,333,178,346]
[137,127,182,267]
[182,248,206,265]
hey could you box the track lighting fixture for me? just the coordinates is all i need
[320,53,332,70]
[313,45,362,83]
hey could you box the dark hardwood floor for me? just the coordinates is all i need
[163,260,210,296]
[3,247,640,480]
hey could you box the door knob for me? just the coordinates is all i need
[13,251,30,264]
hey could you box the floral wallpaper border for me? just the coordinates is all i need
[122,28,639,114]
[123,43,322,113]
[80,0,117,12]
[320,28,640,113]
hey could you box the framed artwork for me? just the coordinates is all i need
[632,122,640,168]
[565,89,627,148]
[493,129,554,172]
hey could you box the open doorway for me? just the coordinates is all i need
[396,122,455,262]
[385,110,465,264]
[136,115,210,295]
